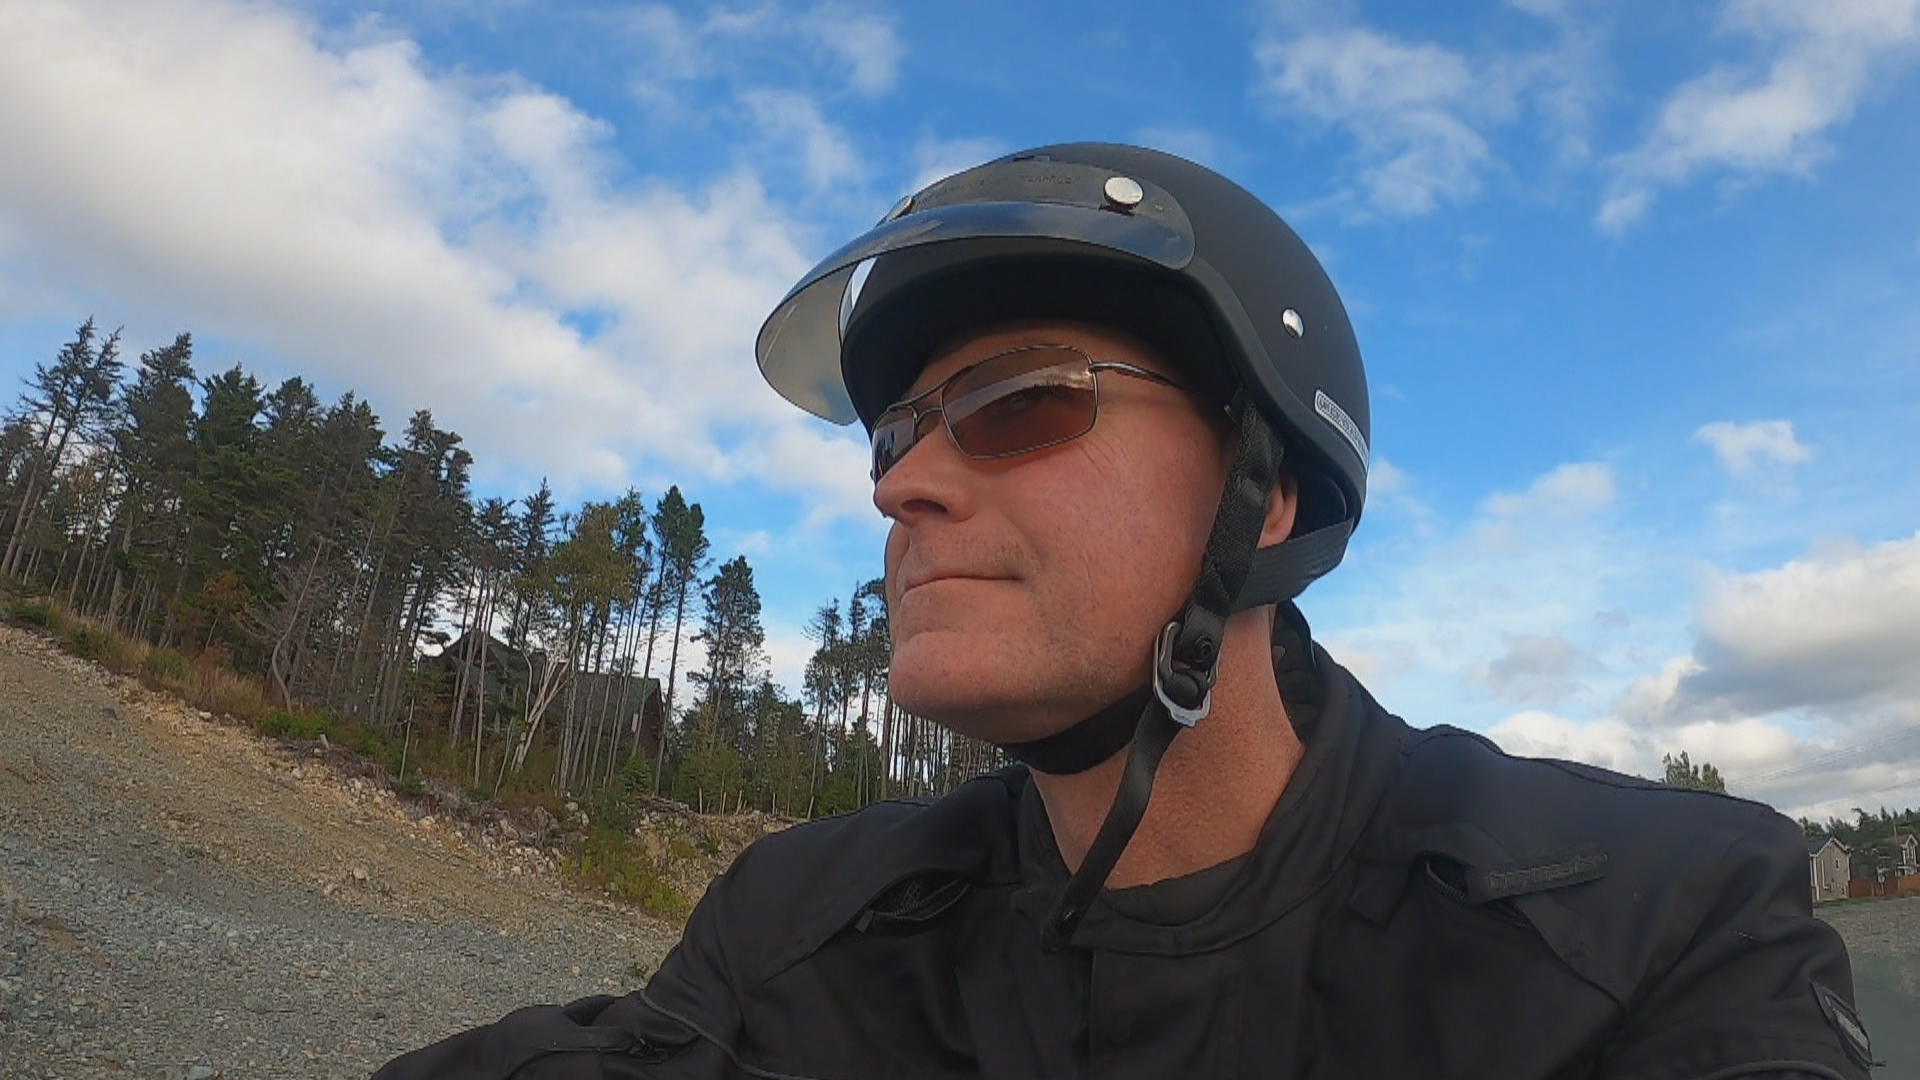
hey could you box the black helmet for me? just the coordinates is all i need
[756,143,1370,949]
[757,142,1370,592]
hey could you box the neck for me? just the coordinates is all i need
[1029,607,1304,888]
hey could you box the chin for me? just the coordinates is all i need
[889,644,1039,744]
[892,638,1111,747]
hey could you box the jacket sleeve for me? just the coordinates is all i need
[367,878,746,1080]
[1597,809,1873,1080]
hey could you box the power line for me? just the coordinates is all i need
[1725,723,1920,788]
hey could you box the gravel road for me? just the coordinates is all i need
[0,624,681,1079]
[1818,896,1920,1079]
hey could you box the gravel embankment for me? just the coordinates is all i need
[0,624,682,1079]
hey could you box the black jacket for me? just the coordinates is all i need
[374,646,1872,1079]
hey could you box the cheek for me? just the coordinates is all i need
[883,522,907,597]
[1027,437,1219,622]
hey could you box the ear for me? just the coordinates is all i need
[1260,471,1300,548]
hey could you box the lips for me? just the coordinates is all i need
[895,568,1011,601]
[900,571,999,594]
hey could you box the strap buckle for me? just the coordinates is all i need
[1152,621,1214,727]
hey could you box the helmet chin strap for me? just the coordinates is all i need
[1038,392,1283,952]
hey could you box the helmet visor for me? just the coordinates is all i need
[756,161,1197,425]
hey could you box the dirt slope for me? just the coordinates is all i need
[0,622,683,1079]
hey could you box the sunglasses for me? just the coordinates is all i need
[870,344,1193,483]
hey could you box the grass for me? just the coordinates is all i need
[0,594,271,723]
[8,598,58,629]
[139,647,188,683]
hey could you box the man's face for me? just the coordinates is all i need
[874,320,1232,745]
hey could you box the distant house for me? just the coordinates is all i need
[1808,836,1850,903]
[436,632,666,762]
[1850,832,1920,893]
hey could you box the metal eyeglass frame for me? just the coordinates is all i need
[869,344,1194,483]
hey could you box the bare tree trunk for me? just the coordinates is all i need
[271,542,325,710]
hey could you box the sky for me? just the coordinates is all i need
[1,0,1917,823]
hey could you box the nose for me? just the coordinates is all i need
[872,411,975,525]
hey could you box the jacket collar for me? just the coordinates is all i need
[1007,626,1406,956]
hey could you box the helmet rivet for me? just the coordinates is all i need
[1282,309,1305,338]
[1103,175,1145,209]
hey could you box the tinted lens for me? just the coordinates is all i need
[871,408,918,481]
[945,348,1097,459]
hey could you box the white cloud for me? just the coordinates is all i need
[1368,456,1411,495]
[1322,449,1920,819]
[1678,533,1920,716]
[1251,7,1601,216]
[1254,27,1496,215]
[1600,0,1920,230]
[1583,533,1920,816]
[1615,655,1704,725]
[1317,455,1643,723]
[1488,710,1652,775]
[801,3,905,97]
[1480,631,1602,706]
[625,1,903,102]
[1483,706,1919,821]
[0,0,878,524]
[1694,419,1812,476]
[741,89,864,191]
[1482,462,1616,519]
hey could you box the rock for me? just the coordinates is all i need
[186,1066,221,1080]
[530,807,558,838]
[351,867,368,883]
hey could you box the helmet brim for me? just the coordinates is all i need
[756,167,1196,425]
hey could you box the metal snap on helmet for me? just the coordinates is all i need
[757,141,1370,606]
[756,143,1371,949]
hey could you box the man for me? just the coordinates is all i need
[376,144,1873,1078]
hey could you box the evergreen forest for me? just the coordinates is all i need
[1,318,1003,823]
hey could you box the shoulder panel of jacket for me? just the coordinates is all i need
[1365,723,1869,1079]
[642,769,1026,1037]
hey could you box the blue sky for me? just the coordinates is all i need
[2,0,1917,820]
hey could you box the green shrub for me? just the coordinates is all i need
[581,786,639,835]
[618,753,655,796]
[571,827,689,920]
[140,647,189,683]
[63,624,109,660]
[258,709,332,740]
[8,599,56,629]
